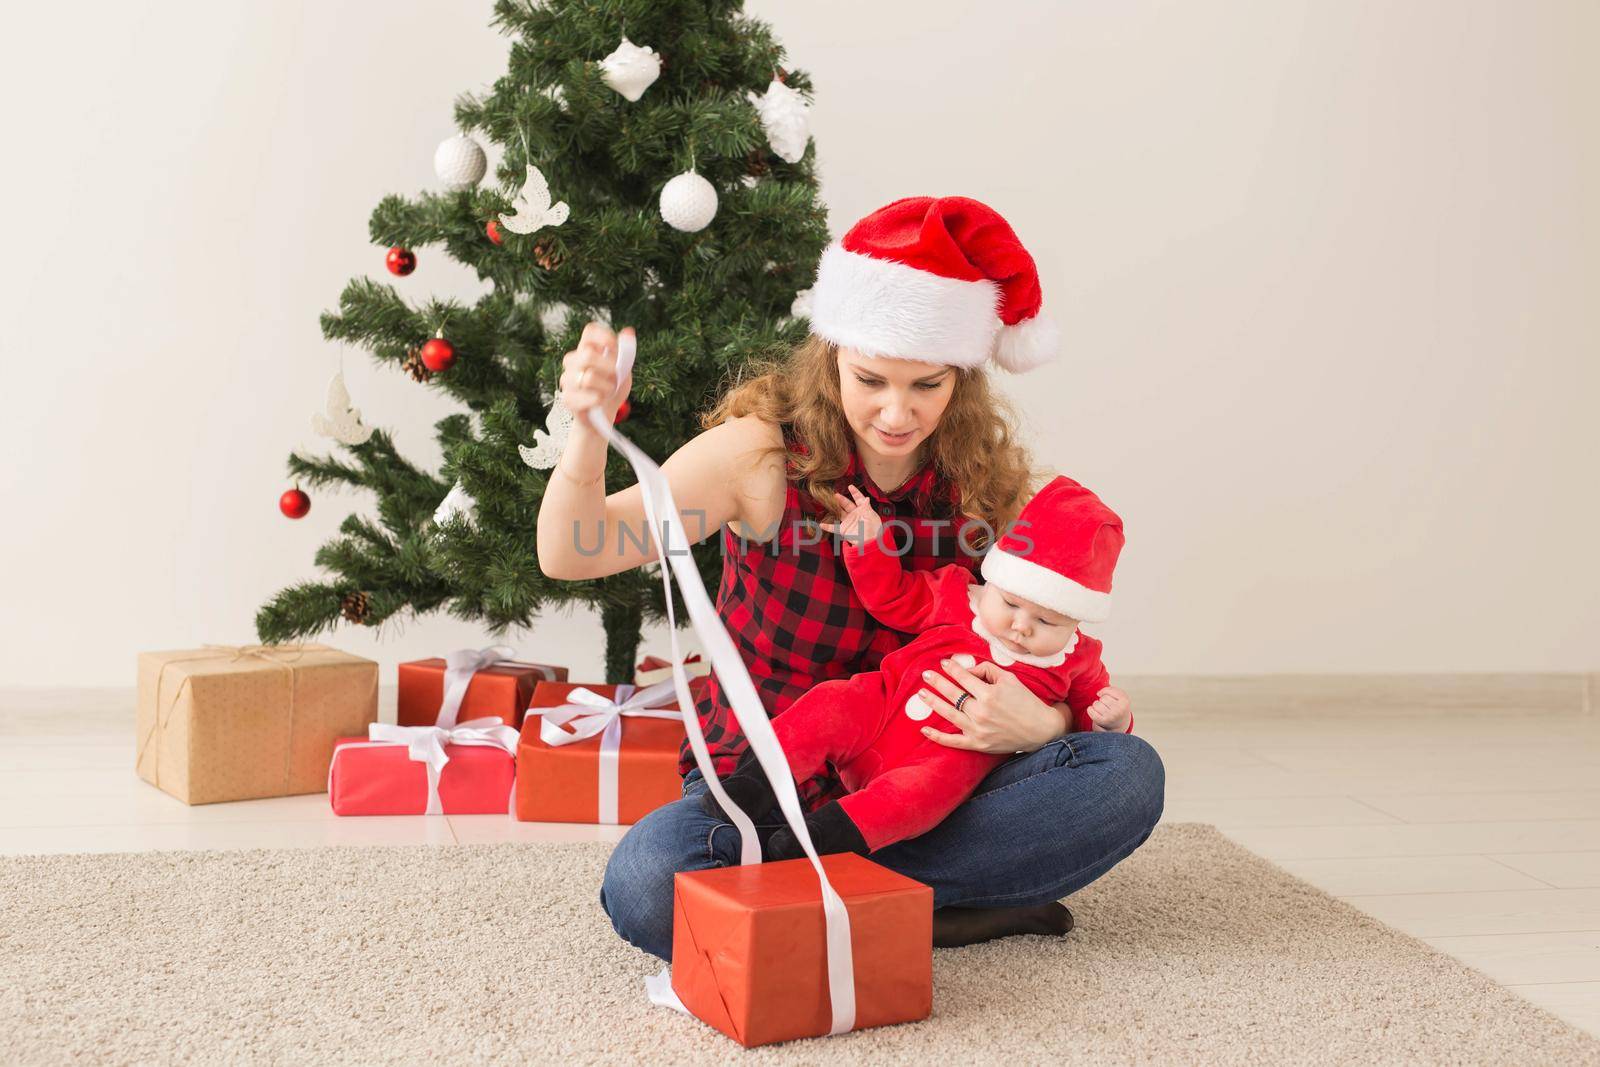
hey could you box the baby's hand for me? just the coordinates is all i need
[819,485,883,548]
[1087,686,1133,733]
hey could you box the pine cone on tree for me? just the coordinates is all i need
[532,238,564,271]
[401,346,433,382]
[340,590,373,625]
[746,148,772,178]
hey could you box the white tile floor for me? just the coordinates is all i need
[4,687,1598,1038]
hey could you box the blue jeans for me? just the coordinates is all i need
[599,731,1166,961]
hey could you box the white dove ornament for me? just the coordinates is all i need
[747,79,811,164]
[519,395,576,471]
[790,287,814,320]
[499,165,570,236]
[599,37,661,102]
[311,372,374,446]
[432,480,477,527]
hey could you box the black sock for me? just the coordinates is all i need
[932,902,1074,948]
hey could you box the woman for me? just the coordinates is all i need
[537,196,1165,962]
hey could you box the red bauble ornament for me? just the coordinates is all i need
[279,487,311,519]
[613,399,630,424]
[385,246,416,276]
[420,332,456,372]
[485,220,504,245]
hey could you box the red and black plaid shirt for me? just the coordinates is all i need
[682,425,982,807]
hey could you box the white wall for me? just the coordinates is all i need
[3,0,1595,687]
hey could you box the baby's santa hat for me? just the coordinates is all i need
[981,475,1124,623]
[807,196,1057,373]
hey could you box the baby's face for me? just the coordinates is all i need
[975,583,1079,657]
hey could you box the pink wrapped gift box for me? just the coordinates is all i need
[328,720,517,816]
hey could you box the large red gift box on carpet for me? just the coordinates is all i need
[328,731,516,816]
[670,853,933,1047]
[516,680,691,825]
[396,657,567,729]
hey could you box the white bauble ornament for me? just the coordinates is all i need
[499,164,569,235]
[434,134,487,189]
[747,79,810,164]
[790,287,814,320]
[519,396,576,470]
[311,372,374,446]
[432,480,477,526]
[659,171,718,232]
[599,37,660,102]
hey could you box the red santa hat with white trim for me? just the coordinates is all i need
[981,475,1124,623]
[806,195,1057,372]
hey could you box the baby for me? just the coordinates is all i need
[704,474,1131,860]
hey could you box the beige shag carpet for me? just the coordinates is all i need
[2,823,1596,1065]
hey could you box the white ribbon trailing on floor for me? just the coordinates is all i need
[537,681,685,824]
[329,718,520,815]
[585,331,857,1036]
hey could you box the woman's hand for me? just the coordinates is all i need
[916,659,1063,755]
[558,321,634,430]
[819,485,883,546]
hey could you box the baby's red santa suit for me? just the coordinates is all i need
[709,471,1127,858]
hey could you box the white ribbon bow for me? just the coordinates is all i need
[436,645,519,728]
[536,680,683,824]
[350,718,519,815]
[583,332,857,1037]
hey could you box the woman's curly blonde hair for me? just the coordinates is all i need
[701,334,1043,551]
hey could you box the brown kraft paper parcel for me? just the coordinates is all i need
[137,645,378,805]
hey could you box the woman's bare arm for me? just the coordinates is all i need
[538,415,780,579]
[535,323,784,580]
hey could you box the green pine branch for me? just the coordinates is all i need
[260,0,829,678]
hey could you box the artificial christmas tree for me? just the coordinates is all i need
[256,0,827,683]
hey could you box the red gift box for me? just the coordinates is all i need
[328,721,518,816]
[516,680,687,824]
[670,853,933,1047]
[634,653,710,688]
[397,653,566,729]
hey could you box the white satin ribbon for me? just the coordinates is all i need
[645,969,688,1012]
[331,717,519,815]
[436,645,520,728]
[585,332,857,1036]
[535,680,683,824]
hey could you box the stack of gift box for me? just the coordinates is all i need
[136,643,711,819]
[134,642,930,1047]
